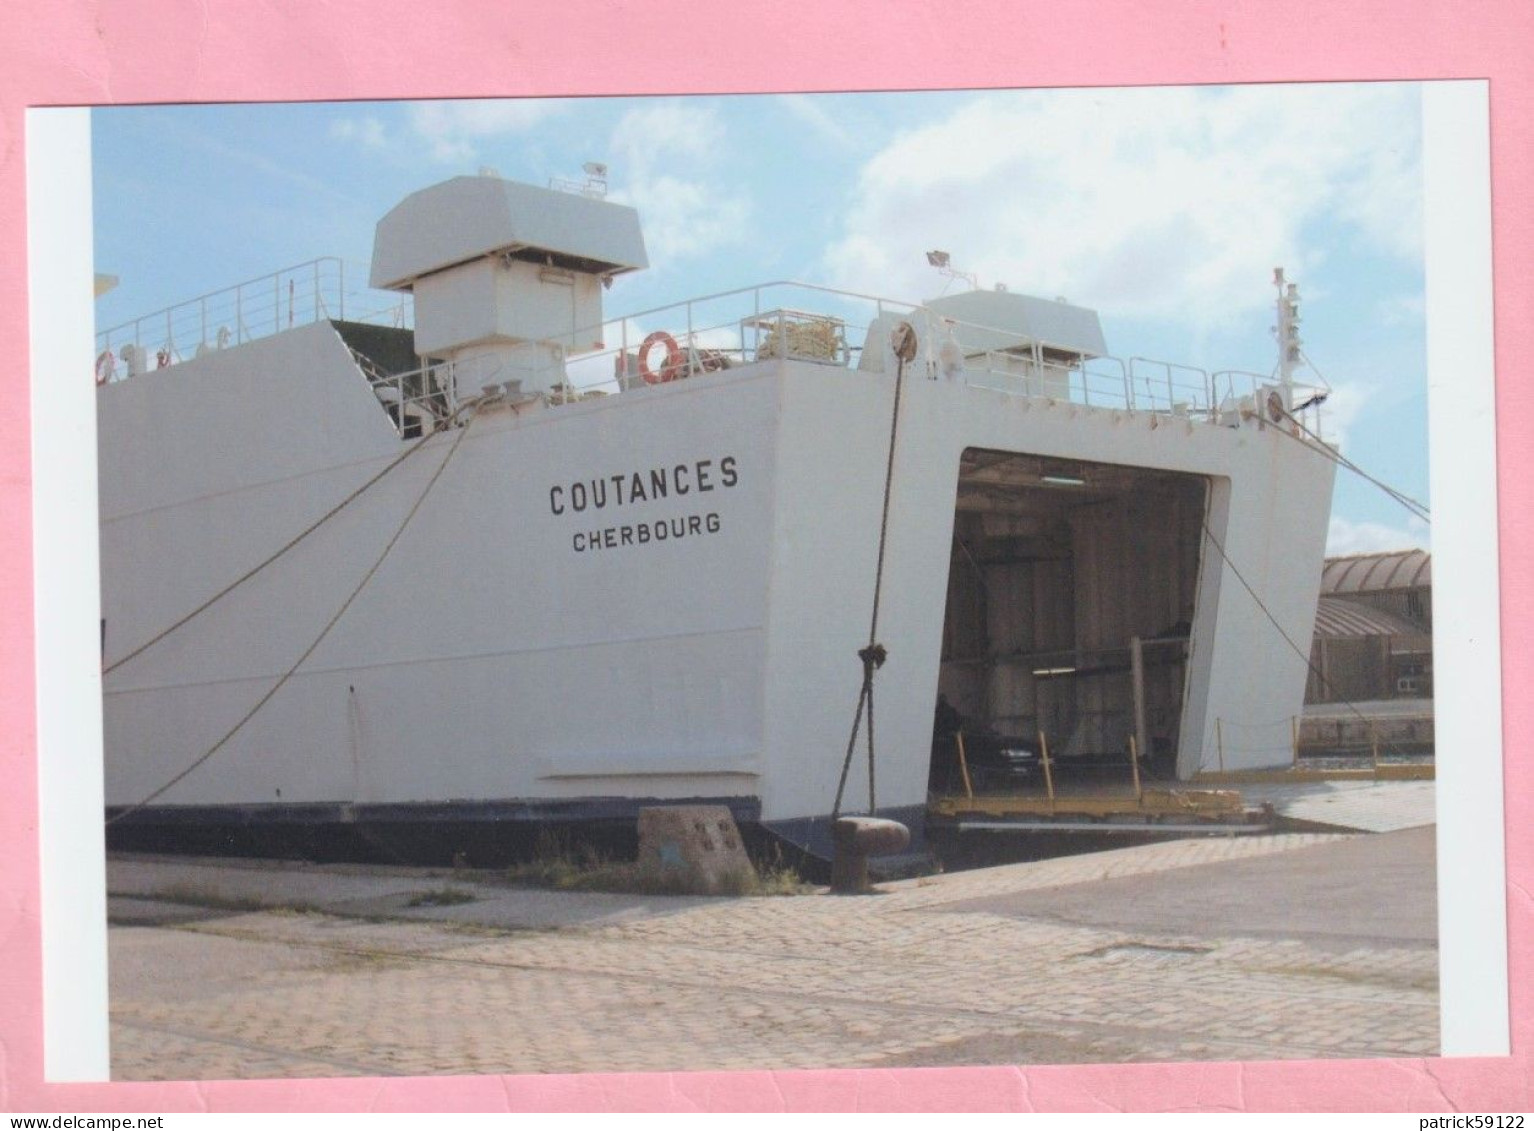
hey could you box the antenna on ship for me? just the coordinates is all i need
[1273,267,1302,411]
[549,161,609,199]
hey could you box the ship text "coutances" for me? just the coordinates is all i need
[548,456,739,555]
[548,457,739,514]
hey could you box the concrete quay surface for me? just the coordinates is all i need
[107,828,1438,1079]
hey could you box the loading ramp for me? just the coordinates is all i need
[927,731,1271,835]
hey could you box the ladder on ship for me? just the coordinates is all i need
[350,346,450,439]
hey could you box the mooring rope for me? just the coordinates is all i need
[1199,513,1422,762]
[831,322,918,821]
[1270,403,1431,524]
[108,397,487,825]
[103,399,482,677]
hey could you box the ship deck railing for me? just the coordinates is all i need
[94,257,412,380]
[96,274,1328,438]
[548,280,1329,436]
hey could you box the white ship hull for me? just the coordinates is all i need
[99,315,1335,857]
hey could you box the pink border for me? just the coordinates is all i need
[3,0,1529,1112]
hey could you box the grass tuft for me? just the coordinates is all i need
[407,887,477,908]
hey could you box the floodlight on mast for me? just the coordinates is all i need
[926,249,977,292]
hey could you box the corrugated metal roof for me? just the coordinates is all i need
[1320,549,1431,595]
[1313,596,1424,638]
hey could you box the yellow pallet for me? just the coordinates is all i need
[928,787,1245,821]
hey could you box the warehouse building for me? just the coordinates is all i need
[1306,549,1432,705]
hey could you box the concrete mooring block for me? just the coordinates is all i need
[636,806,753,894]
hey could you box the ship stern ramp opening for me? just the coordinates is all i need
[933,448,1208,799]
[750,361,1332,857]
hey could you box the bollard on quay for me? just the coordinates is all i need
[830,816,911,894]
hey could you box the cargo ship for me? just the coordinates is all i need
[97,172,1335,861]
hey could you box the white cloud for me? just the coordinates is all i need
[612,101,724,167]
[1316,379,1373,449]
[150,113,358,204]
[1376,291,1427,326]
[1326,514,1430,556]
[776,94,855,147]
[607,102,750,268]
[621,175,749,261]
[823,85,1422,331]
[407,99,565,164]
[329,116,388,149]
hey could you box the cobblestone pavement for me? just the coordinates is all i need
[108,832,1439,1079]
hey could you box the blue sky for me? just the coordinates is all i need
[91,85,1430,554]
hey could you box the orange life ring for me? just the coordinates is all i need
[637,331,686,384]
[94,350,114,386]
